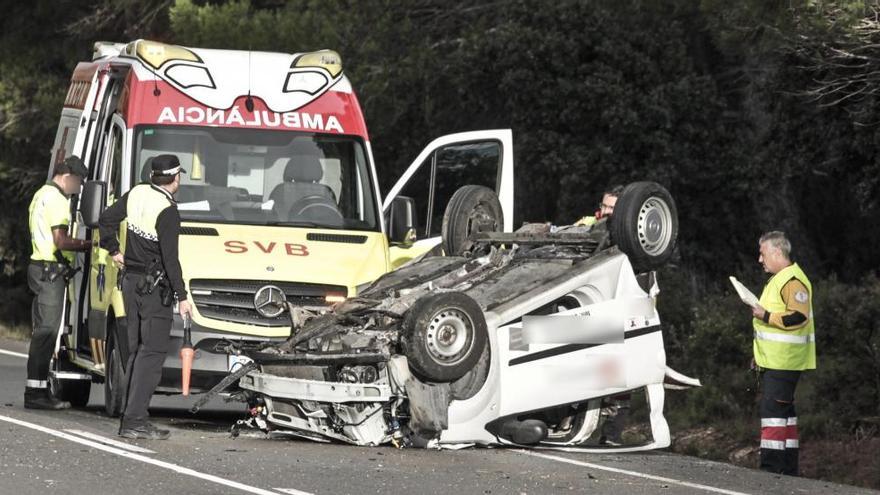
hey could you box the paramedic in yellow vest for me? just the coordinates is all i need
[25,156,92,409]
[574,185,622,227]
[750,231,816,476]
[98,154,193,440]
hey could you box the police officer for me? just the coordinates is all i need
[749,231,816,475]
[25,156,92,409]
[99,154,192,439]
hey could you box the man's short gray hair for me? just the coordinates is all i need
[759,231,791,259]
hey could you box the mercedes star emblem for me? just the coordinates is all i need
[253,285,286,318]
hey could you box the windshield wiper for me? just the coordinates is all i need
[266,221,344,229]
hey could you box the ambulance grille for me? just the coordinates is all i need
[306,233,367,244]
[189,279,346,327]
[181,227,219,236]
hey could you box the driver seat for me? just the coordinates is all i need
[269,156,336,221]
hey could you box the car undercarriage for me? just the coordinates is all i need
[193,182,700,451]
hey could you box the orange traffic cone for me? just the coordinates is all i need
[180,315,194,396]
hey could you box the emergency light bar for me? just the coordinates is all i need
[124,40,202,70]
[293,50,343,78]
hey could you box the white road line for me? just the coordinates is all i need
[0,414,311,495]
[64,429,156,454]
[274,489,314,495]
[515,450,752,495]
[0,348,28,359]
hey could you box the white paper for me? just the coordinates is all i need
[729,276,759,307]
[177,200,210,211]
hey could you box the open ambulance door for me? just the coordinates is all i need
[63,64,128,371]
[382,129,514,269]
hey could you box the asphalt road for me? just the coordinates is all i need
[0,337,875,495]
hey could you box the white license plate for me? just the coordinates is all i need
[228,354,253,372]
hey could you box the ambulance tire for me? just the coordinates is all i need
[402,292,488,383]
[441,185,503,256]
[103,321,126,417]
[49,356,91,408]
[609,182,678,273]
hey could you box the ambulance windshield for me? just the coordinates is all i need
[133,126,379,231]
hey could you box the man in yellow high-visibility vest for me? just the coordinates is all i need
[749,231,816,476]
[25,156,92,409]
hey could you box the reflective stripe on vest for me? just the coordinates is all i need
[754,331,815,345]
[126,184,172,242]
[753,263,816,371]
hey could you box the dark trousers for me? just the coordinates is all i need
[121,272,172,427]
[760,369,801,476]
[25,263,66,388]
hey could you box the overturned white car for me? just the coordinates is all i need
[196,182,700,451]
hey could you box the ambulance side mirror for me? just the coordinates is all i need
[387,196,418,246]
[81,180,107,228]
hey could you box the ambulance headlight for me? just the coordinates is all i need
[166,63,216,89]
[283,70,329,95]
[126,40,201,70]
[292,50,343,78]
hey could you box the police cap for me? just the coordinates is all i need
[62,156,88,178]
[150,154,186,176]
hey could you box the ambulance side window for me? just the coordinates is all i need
[428,141,501,237]
[395,140,502,239]
[396,158,434,239]
[108,125,124,198]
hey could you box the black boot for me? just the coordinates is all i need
[24,387,71,410]
[118,422,170,440]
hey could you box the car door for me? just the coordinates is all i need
[382,130,514,268]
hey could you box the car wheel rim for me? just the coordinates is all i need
[638,197,673,256]
[425,307,473,366]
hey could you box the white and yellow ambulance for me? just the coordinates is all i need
[48,40,512,413]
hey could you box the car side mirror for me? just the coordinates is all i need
[387,196,418,246]
[80,180,107,228]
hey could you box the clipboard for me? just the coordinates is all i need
[729,276,759,308]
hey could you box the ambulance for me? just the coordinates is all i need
[48,40,513,414]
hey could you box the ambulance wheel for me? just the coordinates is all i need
[104,323,126,417]
[49,356,91,408]
[441,185,503,256]
[609,182,678,273]
[402,292,488,382]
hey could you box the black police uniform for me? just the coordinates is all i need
[24,156,89,410]
[98,154,187,439]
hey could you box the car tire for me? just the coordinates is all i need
[401,292,488,382]
[104,332,126,417]
[441,185,503,256]
[450,342,491,401]
[609,181,678,273]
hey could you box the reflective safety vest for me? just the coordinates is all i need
[28,183,74,263]
[575,215,597,227]
[127,184,173,242]
[753,263,816,370]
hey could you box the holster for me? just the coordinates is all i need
[159,281,174,307]
[40,261,78,282]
